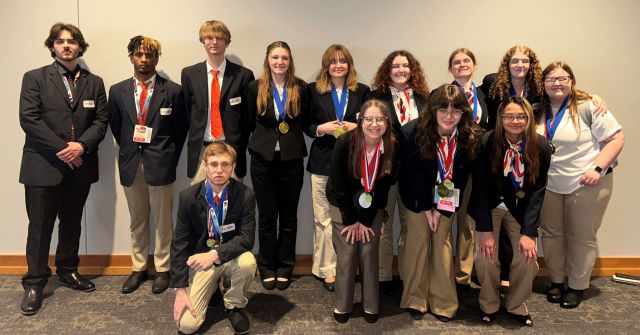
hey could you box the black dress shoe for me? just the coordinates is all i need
[261,279,276,290]
[322,281,335,292]
[380,281,394,296]
[121,271,147,294]
[364,312,379,324]
[407,308,424,320]
[546,282,565,303]
[20,287,43,315]
[333,311,350,323]
[227,308,250,334]
[456,283,471,292]
[152,272,170,294]
[560,288,583,309]
[433,313,452,322]
[59,271,95,292]
[276,278,291,291]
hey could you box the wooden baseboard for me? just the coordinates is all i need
[1,255,638,276]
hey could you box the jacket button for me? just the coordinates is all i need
[499,196,504,200]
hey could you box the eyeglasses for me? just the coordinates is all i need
[544,76,571,84]
[206,162,234,170]
[436,108,463,117]
[510,58,530,65]
[361,116,388,125]
[501,114,529,122]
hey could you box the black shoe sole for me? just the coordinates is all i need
[59,281,96,292]
[21,308,38,316]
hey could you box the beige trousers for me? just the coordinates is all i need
[475,208,538,316]
[454,176,475,285]
[191,146,241,185]
[310,174,336,278]
[379,183,407,281]
[400,208,457,317]
[178,251,257,334]
[541,173,613,290]
[123,162,173,272]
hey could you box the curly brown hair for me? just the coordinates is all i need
[488,45,543,101]
[370,50,430,99]
[44,22,89,58]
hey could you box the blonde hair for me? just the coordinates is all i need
[198,20,231,43]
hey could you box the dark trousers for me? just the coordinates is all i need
[22,172,91,289]
[250,153,304,279]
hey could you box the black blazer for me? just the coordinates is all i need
[181,60,255,178]
[480,73,540,130]
[468,131,551,237]
[170,179,256,288]
[19,63,108,186]
[305,82,369,176]
[398,120,477,217]
[326,131,397,227]
[107,75,187,186]
[246,78,309,161]
[364,89,427,137]
[450,81,490,130]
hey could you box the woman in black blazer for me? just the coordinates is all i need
[246,41,309,290]
[365,50,430,295]
[305,44,369,292]
[326,99,397,324]
[398,84,482,321]
[469,96,551,327]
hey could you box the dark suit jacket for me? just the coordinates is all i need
[19,63,108,186]
[305,82,369,176]
[246,78,309,161]
[107,75,187,186]
[326,131,397,227]
[398,120,477,218]
[468,131,551,237]
[181,60,255,178]
[480,73,540,130]
[364,89,427,137]
[450,81,490,130]
[170,179,256,288]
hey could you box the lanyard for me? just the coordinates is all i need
[361,141,381,193]
[205,181,227,240]
[436,128,458,183]
[271,82,288,121]
[544,97,569,140]
[330,82,348,122]
[453,81,478,123]
[134,80,153,125]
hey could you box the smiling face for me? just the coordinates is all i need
[202,34,229,57]
[501,102,529,138]
[268,47,291,78]
[328,51,348,79]
[449,52,476,80]
[544,67,573,103]
[361,105,388,142]
[436,105,462,135]
[509,50,530,80]
[51,30,80,62]
[390,55,411,89]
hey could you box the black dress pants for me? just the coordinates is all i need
[250,153,304,279]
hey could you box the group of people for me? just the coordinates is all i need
[18,19,624,334]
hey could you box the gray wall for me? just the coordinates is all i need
[1,0,638,257]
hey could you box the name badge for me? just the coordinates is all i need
[83,100,95,108]
[433,186,460,212]
[133,125,153,143]
[229,97,242,106]
[220,223,236,233]
[160,107,172,115]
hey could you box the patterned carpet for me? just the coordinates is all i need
[0,275,638,334]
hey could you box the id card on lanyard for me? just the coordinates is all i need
[133,80,154,143]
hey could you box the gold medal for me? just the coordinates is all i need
[516,190,526,199]
[278,121,289,134]
[206,238,217,248]
[437,183,449,198]
[443,179,454,190]
[358,191,373,209]
[333,125,348,138]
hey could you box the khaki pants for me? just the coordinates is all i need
[379,183,407,281]
[310,174,336,278]
[191,146,241,185]
[454,176,475,285]
[400,208,457,317]
[123,162,173,272]
[541,173,613,290]
[475,208,538,316]
[178,251,257,334]
[332,206,382,314]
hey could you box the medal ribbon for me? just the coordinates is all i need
[509,82,529,98]
[544,97,569,141]
[454,81,479,123]
[436,128,458,183]
[135,80,154,125]
[330,82,348,122]
[271,82,288,121]
[205,181,227,240]
[503,138,525,192]
[361,140,382,194]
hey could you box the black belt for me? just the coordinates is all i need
[203,141,214,147]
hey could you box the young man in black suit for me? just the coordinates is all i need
[18,22,108,315]
[171,141,257,335]
[107,36,187,295]
[181,20,255,183]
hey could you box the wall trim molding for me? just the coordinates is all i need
[1,255,638,276]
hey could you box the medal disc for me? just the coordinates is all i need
[516,190,526,199]
[443,179,454,190]
[437,183,449,198]
[358,192,373,209]
[333,125,348,138]
[206,238,216,248]
[278,121,289,134]
[549,140,556,154]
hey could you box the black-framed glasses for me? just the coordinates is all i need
[361,116,388,125]
[544,76,571,84]
[501,114,529,122]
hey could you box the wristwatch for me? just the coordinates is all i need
[592,164,604,175]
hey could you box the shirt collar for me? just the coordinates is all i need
[133,74,157,87]
[206,58,227,75]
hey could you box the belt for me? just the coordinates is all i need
[203,141,214,147]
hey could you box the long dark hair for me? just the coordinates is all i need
[347,99,396,179]
[370,50,430,99]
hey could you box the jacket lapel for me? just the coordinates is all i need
[123,78,138,125]
[72,69,89,110]
[47,64,71,107]
[220,59,235,103]
[197,182,209,230]
[223,180,238,225]
[320,91,336,121]
[145,76,165,126]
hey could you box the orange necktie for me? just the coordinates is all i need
[210,69,223,138]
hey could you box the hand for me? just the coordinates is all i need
[580,169,601,186]
[341,223,361,244]
[56,142,85,163]
[478,232,497,262]
[591,95,608,116]
[317,120,343,135]
[357,224,375,243]
[424,210,441,232]
[519,235,538,264]
[186,251,218,272]
[342,121,357,131]
[173,288,196,328]
[66,156,84,169]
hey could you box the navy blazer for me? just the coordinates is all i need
[305,82,369,176]
[170,179,256,288]
[364,89,427,137]
[246,78,309,161]
[107,75,187,186]
[19,63,108,186]
[181,60,255,178]
[398,120,477,217]
[468,131,551,237]
[480,73,540,130]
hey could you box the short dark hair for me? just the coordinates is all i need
[44,22,89,58]
[127,35,162,57]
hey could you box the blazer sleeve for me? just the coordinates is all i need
[215,189,256,264]
[77,77,108,153]
[107,85,122,146]
[170,189,194,288]
[246,81,258,134]
[328,136,358,226]
[180,68,193,130]
[171,85,188,165]
[519,137,552,237]
[304,85,319,138]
